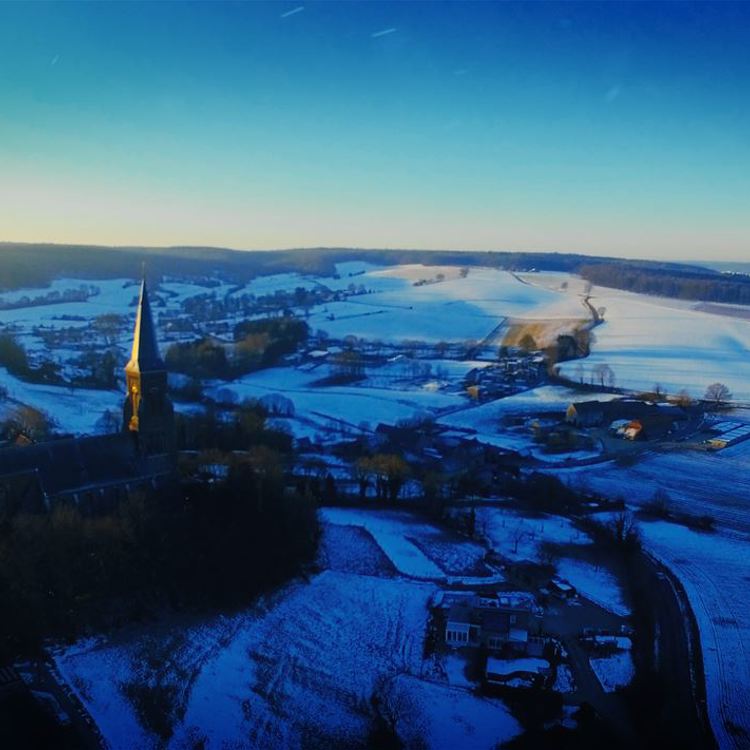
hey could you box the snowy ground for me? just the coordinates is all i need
[55,571,435,749]
[639,521,750,750]
[207,366,465,438]
[435,385,617,457]
[556,443,750,535]
[549,280,750,402]
[195,261,585,352]
[589,651,635,693]
[393,674,521,749]
[555,557,631,617]
[0,367,123,434]
[320,508,489,579]
[553,664,576,693]
[476,506,592,562]
[53,517,523,750]
[473,507,629,615]
[307,266,586,344]
[6,263,750,442]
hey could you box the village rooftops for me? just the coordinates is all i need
[478,592,536,610]
[440,590,535,613]
[446,593,534,631]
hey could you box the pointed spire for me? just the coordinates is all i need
[126,278,164,373]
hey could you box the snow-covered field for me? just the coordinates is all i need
[393,674,521,749]
[207,366,465,437]
[557,443,750,535]
[0,367,122,434]
[552,281,750,402]
[639,521,750,750]
[307,266,586,344]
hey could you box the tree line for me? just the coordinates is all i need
[579,263,750,305]
[0,241,709,293]
[165,316,308,380]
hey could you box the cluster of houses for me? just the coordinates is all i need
[566,399,688,441]
[465,356,547,401]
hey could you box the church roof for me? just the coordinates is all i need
[126,279,164,373]
[0,434,141,498]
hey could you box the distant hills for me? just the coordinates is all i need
[0,242,720,293]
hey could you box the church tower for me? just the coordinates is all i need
[123,278,175,457]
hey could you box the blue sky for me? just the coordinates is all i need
[0,1,748,259]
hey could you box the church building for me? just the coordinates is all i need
[0,278,177,516]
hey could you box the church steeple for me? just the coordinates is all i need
[123,277,174,456]
[126,279,164,375]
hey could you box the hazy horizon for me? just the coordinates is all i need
[1,1,748,260]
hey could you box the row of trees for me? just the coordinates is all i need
[354,454,412,503]
[579,263,750,305]
[165,316,308,380]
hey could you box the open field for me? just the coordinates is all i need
[207,366,465,436]
[549,281,750,402]
[306,266,586,344]
[556,442,750,535]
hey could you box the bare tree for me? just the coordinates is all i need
[604,511,640,550]
[704,382,732,408]
[537,540,559,568]
[646,489,672,518]
[509,522,527,555]
[371,674,428,750]
[674,389,693,407]
[592,363,614,388]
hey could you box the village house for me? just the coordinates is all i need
[444,591,540,654]
[566,399,687,436]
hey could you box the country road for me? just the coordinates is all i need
[632,552,716,750]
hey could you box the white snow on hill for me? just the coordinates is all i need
[54,562,521,749]
[308,266,586,343]
[554,283,750,402]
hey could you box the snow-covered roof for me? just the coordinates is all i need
[486,657,548,677]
